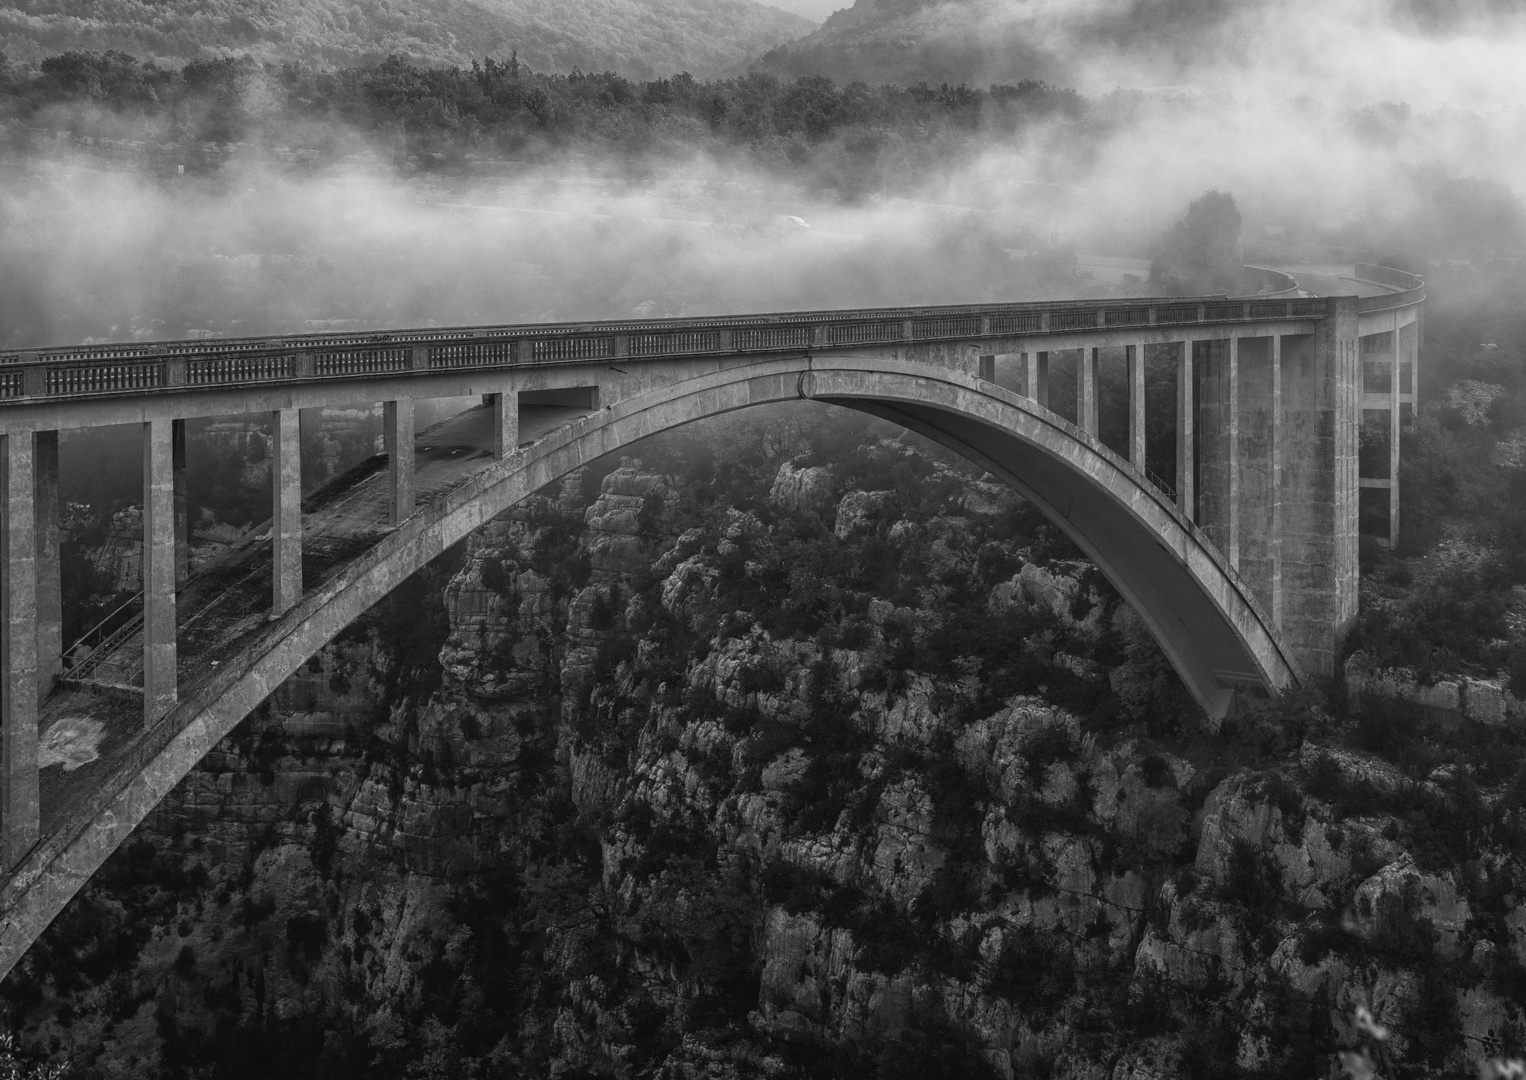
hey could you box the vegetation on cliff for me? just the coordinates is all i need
[7,402,1526,1078]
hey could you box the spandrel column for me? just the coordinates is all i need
[173,418,189,589]
[143,419,178,724]
[1177,339,1195,517]
[1128,343,1146,470]
[1078,346,1099,436]
[1271,334,1283,629]
[1,430,39,867]
[272,409,303,616]
[384,399,415,526]
[34,430,61,693]
[1226,336,1240,568]
[1390,314,1401,548]
[489,392,517,458]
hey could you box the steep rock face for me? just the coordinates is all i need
[11,409,1526,1079]
[80,505,144,594]
[769,458,836,517]
[834,489,896,539]
[438,505,561,700]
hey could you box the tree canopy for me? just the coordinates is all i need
[1148,189,1244,296]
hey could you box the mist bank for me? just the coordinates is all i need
[757,0,1526,106]
[2,49,1524,351]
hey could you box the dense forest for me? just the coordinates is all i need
[3,48,1523,256]
[0,49,1093,198]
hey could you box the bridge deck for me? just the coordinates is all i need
[37,402,586,837]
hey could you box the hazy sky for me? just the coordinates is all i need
[5,0,1525,348]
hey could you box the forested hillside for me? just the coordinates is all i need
[0,0,814,80]
[750,0,1526,93]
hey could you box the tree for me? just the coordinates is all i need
[1148,189,1243,296]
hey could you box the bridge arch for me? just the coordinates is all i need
[0,353,1300,976]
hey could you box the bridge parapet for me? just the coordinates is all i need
[0,294,1336,407]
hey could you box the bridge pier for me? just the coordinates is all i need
[272,409,302,617]
[143,420,177,724]
[1,431,39,869]
[384,399,414,526]
[1278,297,1360,676]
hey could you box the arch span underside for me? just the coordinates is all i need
[0,355,1300,977]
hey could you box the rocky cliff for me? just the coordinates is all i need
[8,403,1526,1079]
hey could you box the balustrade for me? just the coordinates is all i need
[0,287,1414,405]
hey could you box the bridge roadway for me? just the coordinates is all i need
[0,265,1424,979]
[38,403,588,840]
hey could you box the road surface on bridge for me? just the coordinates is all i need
[37,402,587,840]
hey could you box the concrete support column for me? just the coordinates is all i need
[34,431,61,693]
[1278,298,1360,677]
[1403,314,1416,414]
[172,418,189,590]
[1035,352,1050,409]
[1,431,39,868]
[1271,334,1283,630]
[1227,337,1240,568]
[1237,337,1282,625]
[143,420,177,724]
[1176,340,1195,517]
[384,399,414,526]
[1128,343,1146,470]
[489,392,517,458]
[272,409,302,617]
[1078,347,1098,436]
[1389,314,1401,548]
[1197,340,1231,554]
[978,354,996,383]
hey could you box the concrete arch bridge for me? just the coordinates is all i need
[0,264,1423,978]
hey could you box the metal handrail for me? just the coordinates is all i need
[1146,467,1178,501]
[63,591,143,671]
[66,608,144,681]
